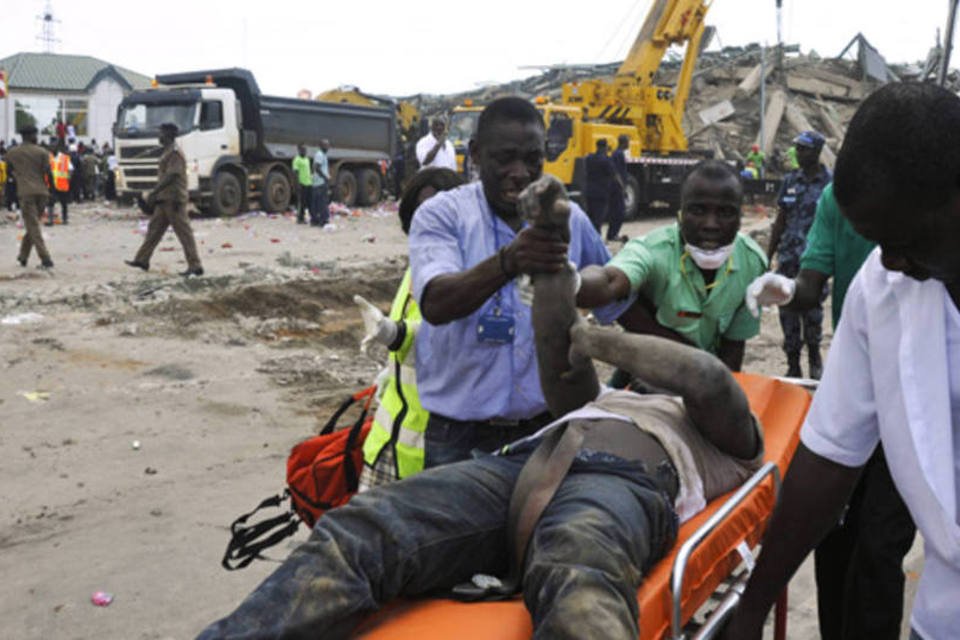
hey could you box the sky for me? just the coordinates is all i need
[3,0,955,98]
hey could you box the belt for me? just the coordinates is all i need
[434,411,552,430]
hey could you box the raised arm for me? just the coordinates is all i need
[569,322,757,459]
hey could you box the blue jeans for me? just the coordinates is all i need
[197,453,677,640]
[423,412,552,468]
[311,184,329,226]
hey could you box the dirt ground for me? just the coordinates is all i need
[0,200,921,639]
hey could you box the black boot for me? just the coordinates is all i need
[785,352,802,378]
[808,348,823,380]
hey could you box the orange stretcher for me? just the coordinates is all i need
[356,373,811,640]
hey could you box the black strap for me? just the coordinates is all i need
[451,422,584,600]
[222,491,301,570]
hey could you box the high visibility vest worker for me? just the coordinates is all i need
[51,154,70,191]
[361,269,429,482]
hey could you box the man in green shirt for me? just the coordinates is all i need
[579,160,768,372]
[291,144,313,224]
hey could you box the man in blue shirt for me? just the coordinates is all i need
[409,96,613,467]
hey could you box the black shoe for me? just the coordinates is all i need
[808,349,823,380]
[17,257,27,267]
[180,267,204,277]
[62,219,68,225]
[297,218,306,225]
[124,259,150,271]
[44,221,54,227]
[39,260,54,269]
[785,352,802,378]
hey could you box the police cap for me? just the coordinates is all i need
[793,130,825,150]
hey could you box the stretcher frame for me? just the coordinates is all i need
[671,461,781,639]
[358,373,810,640]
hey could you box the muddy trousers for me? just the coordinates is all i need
[18,195,52,265]
[196,453,676,640]
[814,446,916,640]
[134,202,201,270]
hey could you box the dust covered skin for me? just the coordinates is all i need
[519,176,599,416]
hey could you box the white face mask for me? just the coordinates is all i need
[685,242,734,270]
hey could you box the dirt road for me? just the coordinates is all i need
[0,201,919,639]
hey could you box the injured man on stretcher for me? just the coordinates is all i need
[197,176,764,640]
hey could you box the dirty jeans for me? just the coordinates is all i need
[423,412,552,468]
[196,452,677,640]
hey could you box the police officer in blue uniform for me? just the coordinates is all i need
[767,130,831,378]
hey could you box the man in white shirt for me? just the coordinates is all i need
[723,82,960,640]
[415,117,457,171]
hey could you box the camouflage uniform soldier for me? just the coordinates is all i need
[125,123,203,277]
[6,125,54,269]
[767,131,830,378]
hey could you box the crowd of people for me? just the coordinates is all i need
[3,84,956,640]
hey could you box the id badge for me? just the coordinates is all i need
[477,313,515,344]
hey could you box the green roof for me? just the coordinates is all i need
[0,52,152,92]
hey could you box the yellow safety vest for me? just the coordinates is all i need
[51,154,70,191]
[362,269,428,483]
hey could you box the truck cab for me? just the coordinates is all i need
[115,86,243,213]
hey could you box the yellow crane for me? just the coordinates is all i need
[450,0,711,217]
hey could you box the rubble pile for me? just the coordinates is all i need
[405,33,951,176]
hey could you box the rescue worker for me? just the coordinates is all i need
[745,143,765,177]
[607,134,629,242]
[766,130,830,378]
[5,125,54,269]
[48,142,72,225]
[125,123,203,277]
[82,149,98,201]
[354,167,464,489]
[584,138,616,232]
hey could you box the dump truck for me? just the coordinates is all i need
[114,69,396,215]
[450,0,779,218]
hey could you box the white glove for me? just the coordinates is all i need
[745,273,797,318]
[353,295,398,354]
[516,261,582,308]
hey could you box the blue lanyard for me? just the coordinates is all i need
[487,197,523,316]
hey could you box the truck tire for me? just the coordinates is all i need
[335,169,358,207]
[356,168,382,206]
[211,171,243,217]
[624,175,642,220]
[261,170,291,213]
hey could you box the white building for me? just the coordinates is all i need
[0,52,151,146]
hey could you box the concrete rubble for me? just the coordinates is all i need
[404,35,953,177]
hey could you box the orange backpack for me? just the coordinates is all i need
[222,386,376,570]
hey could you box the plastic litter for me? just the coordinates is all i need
[1,312,44,325]
[19,391,50,403]
[221,242,233,249]
[91,591,113,607]
[132,440,141,450]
